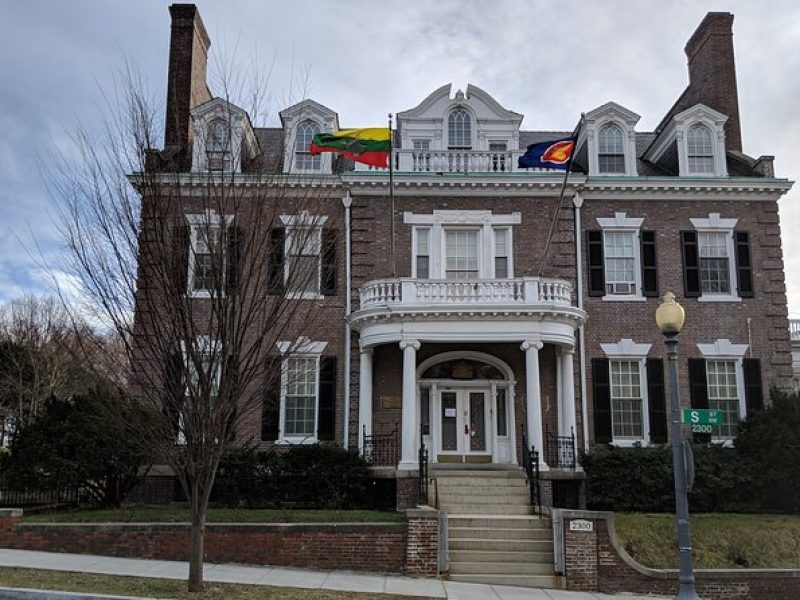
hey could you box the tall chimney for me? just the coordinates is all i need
[684,12,742,152]
[164,4,212,170]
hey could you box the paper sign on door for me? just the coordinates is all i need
[444,408,457,417]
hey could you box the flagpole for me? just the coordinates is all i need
[537,114,584,278]
[388,113,396,277]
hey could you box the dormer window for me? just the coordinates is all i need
[598,123,625,174]
[687,124,715,174]
[448,109,472,149]
[206,119,231,171]
[294,120,321,171]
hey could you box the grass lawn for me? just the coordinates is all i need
[0,567,424,599]
[615,513,800,569]
[23,506,405,524]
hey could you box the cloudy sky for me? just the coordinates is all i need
[1,1,799,312]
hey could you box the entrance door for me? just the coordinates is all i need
[437,388,491,462]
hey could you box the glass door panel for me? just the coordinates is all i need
[468,391,487,452]
[440,391,458,451]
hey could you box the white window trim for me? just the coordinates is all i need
[690,213,740,303]
[291,118,324,174]
[179,335,223,446]
[675,105,728,177]
[406,211,520,280]
[275,337,328,445]
[697,339,748,445]
[185,211,234,299]
[601,339,652,447]
[581,102,640,177]
[280,212,329,300]
[597,213,645,302]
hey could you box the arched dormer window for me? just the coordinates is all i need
[294,120,321,171]
[687,124,714,174]
[448,109,472,149]
[206,119,231,171]
[598,123,625,174]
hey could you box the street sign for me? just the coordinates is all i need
[682,408,723,425]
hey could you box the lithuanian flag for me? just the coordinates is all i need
[309,128,391,168]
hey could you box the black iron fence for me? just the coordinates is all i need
[544,426,576,470]
[0,477,86,508]
[361,426,400,466]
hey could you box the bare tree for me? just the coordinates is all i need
[46,63,337,591]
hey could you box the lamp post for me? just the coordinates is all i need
[655,292,701,600]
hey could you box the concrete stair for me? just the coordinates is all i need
[433,470,564,589]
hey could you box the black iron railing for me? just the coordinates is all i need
[418,442,429,506]
[544,426,576,470]
[521,432,541,517]
[0,477,86,508]
[361,426,400,466]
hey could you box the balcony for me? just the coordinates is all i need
[354,149,542,174]
[791,319,800,342]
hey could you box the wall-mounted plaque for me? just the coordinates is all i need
[381,395,402,409]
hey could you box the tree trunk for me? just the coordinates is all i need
[188,483,206,592]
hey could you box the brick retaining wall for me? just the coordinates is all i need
[0,509,407,574]
[555,509,800,600]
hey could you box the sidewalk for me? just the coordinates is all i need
[0,548,670,600]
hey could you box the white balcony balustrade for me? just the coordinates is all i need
[353,150,540,173]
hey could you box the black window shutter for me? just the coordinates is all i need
[646,358,668,443]
[163,350,184,438]
[592,358,612,444]
[317,356,337,441]
[742,358,763,417]
[587,231,605,296]
[267,227,285,295]
[173,224,191,293]
[640,230,659,297]
[320,229,338,296]
[735,231,754,298]
[688,358,710,443]
[224,354,238,443]
[681,231,701,297]
[261,356,281,441]
[225,225,244,295]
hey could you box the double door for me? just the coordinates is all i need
[438,387,491,460]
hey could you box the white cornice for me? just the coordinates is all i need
[601,339,652,358]
[697,339,748,358]
[596,212,644,229]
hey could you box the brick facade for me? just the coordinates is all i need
[404,507,439,577]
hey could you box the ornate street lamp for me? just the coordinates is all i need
[655,292,701,600]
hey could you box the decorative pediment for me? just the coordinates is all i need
[584,101,641,126]
[279,98,339,129]
[279,99,339,174]
[189,97,259,173]
[580,101,640,177]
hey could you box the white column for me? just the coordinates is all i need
[521,339,547,468]
[399,339,421,470]
[560,346,577,439]
[357,348,373,452]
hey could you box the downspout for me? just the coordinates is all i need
[573,191,590,454]
[342,190,353,449]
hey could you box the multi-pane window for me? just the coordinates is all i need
[598,123,625,174]
[283,356,318,437]
[206,119,231,171]
[698,231,731,294]
[610,360,644,439]
[448,109,472,149]
[445,229,479,279]
[191,225,221,292]
[687,124,714,174]
[413,139,431,171]
[415,228,430,279]
[294,120,321,171]
[706,360,739,439]
[604,231,636,295]
[286,226,321,295]
[494,229,509,278]
[187,342,221,402]
[489,142,508,172]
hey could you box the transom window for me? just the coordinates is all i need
[445,229,479,279]
[294,120,321,171]
[687,124,714,174]
[448,109,472,149]
[604,231,636,295]
[698,231,730,294]
[598,123,625,174]
[283,356,318,437]
[610,360,644,439]
[706,360,738,439]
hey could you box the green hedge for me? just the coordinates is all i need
[211,445,372,510]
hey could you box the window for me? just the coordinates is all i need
[445,229,479,279]
[494,229,509,278]
[603,231,637,296]
[706,360,739,440]
[283,356,318,438]
[448,109,472,149]
[185,211,235,297]
[687,124,714,175]
[496,388,508,437]
[698,231,730,294]
[609,360,644,440]
[206,119,231,171]
[413,139,431,150]
[191,224,221,292]
[415,228,430,279]
[489,142,508,172]
[294,120,321,171]
[412,139,431,172]
[598,123,625,174]
[286,225,321,295]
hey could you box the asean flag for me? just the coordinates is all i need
[518,137,576,170]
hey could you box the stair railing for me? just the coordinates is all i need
[522,431,542,517]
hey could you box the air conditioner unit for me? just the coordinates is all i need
[607,282,635,295]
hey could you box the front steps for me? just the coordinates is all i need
[432,470,564,589]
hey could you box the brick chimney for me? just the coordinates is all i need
[163,4,212,170]
[683,12,742,152]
